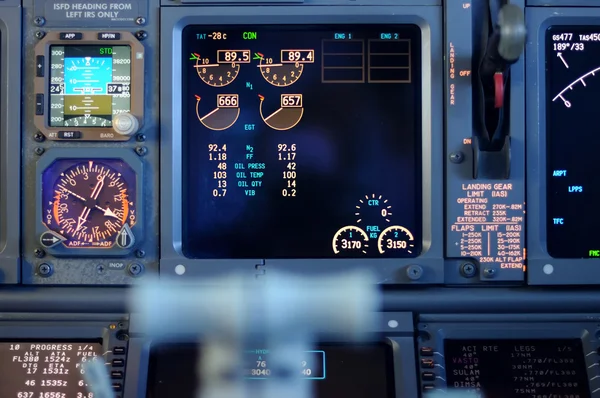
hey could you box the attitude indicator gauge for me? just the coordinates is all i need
[195,94,240,130]
[34,31,144,141]
[192,50,250,87]
[41,158,137,252]
[332,226,369,255]
[377,226,415,255]
[256,50,314,87]
[259,94,304,130]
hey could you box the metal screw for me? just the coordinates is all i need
[136,133,146,142]
[33,16,46,26]
[34,147,45,156]
[135,30,148,41]
[136,17,146,25]
[460,262,477,278]
[128,263,144,276]
[34,248,45,258]
[33,132,45,142]
[38,263,52,277]
[96,264,106,274]
[135,146,148,156]
[35,31,46,40]
[135,249,145,258]
[406,264,423,281]
[116,330,129,341]
[449,151,464,164]
[483,267,496,278]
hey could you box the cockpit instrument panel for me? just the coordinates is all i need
[181,25,422,260]
[147,342,395,398]
[34,32,144,141]
[0,2,21,284]
[546,26,600,259]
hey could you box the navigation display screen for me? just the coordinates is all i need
[147,343,394,398]
[546,26,600,258]
[49,45,131,128]
[181,25,422,259]
[444,339,590,397]
[0,341,103,397]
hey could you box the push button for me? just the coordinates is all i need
[58,131,82,139]
[113,346,126,354]
[36,56,44,77]
[35,94,44,115]
[421,358,434,368]
[421,372,435,381]
[98,32,121,40]
[422,385,435,391]
[59,32,83,40]
[112,383,122,392]
[420,347,434,356]
[111,371,124,379]
[112,358,125,367]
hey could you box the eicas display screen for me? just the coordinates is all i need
[444,339,590,397]
[181,25,422,259]
[147,343,394,398]
[0,341,103,397]
[49,45,131,128]
[546,26,600,258]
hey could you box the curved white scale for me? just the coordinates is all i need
[332,226,369,254]
[552,66,600,104]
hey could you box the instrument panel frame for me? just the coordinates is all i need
[33,31,145,142]
[126,311,418,398]
[417,314,600,394]
[159,5,444,283]
[525,8,600,285]
[0,1,22,284]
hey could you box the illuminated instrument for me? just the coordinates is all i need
[256,49,314,87]
[41,158,137,252]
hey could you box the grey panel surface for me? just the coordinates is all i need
[445,0,526,284]
[20,0,160,285]
[34,0,148,27]
[159,5,445,284]
[129,312,418,398]
[0,3,21,284]
[526,8,600,285]
[162,0,442,5]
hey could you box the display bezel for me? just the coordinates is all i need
[417,317,599,394]
[33,31,144,141]
[526,8,600,284]
[0,3,21,284]
[159,6,444,283]
[34,148,145,259]
[127,312,418,398]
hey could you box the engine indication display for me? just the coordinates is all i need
[41,158,137,251]
[49,45,131,128]
[546,26,600,258]
[182,25,422,259]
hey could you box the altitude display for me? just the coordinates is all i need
[444,339,590,397]
[182,25,422,259]
[147,343,394,398]
[0,341,102,398]
[49,45,131,127]
[546,26,600,258]
[41,159,137,250]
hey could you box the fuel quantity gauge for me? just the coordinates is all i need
[377,226,415,255]
[41,158,138,253]
[256,50,314,87]
[332,226,369,255]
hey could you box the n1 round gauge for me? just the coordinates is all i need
[34,31,144,141]
[191,50,250,87]
[41,158,137,253]
[256,50,314,87]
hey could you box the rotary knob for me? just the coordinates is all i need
[112,113,139,136]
